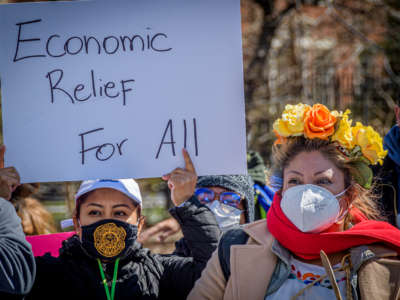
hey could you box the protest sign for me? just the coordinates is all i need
[0,0,246,183]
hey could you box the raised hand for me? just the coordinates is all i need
[162,149,197,206]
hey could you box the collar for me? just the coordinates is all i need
[242,219,272,245]
[242,219,291,266]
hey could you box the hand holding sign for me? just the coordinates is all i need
[162,149,197,206]
[0,146,20,200]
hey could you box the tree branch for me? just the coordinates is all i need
[244,2,296,104]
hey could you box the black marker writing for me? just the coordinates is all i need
[155,118,199,159]
[46,69,134,105]
[183,119,187,149]
[79,127,128,164]
[193,118,198,156]
[14,19,46,62]
[156,119,175,159]
[13,19,172,62]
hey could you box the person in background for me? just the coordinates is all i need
[194,175,254,228]
[373,103,400,227]
[139,174,254,252]
[0,146,36,298]
[10,183,57,235]
[27,149,220,300]
[247,150,278,220]
[188,103,400,300]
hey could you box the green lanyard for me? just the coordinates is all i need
[97,258,120,300]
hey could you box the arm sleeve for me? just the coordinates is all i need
[158,195,221,299]
[0,197,35,296]
[187,249,227,300]
[169,195,220,260]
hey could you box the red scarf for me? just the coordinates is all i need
[267,193,400,260]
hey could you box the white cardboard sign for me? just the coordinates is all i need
[0,0,247,183]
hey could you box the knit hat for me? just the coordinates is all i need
[196,175,255,223]
[247,151,267,185]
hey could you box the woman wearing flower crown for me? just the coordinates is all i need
[188,103,400,300]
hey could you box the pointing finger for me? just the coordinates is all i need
[183,148,196,174]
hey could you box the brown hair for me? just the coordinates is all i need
[11,183,56,235]
[271,137,385,223]
[12,196,57,235]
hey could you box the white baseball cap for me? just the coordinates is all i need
[60,179,143,229]
[75,179,142,207]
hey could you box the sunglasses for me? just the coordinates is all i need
[195,188,242,209]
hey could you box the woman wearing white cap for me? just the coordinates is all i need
[26,149,220,300]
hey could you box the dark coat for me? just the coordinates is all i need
[26,196,220,300]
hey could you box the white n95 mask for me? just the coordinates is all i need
[280,184,348,233]
[207,200,242,232]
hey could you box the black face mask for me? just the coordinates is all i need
[80,219,138,261]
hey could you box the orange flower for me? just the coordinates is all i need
[273,130,287,145]
[303,104,337,139]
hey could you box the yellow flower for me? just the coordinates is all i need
[331,109,355,149]
[352,122,388,165]
[273,103,310,137]
[331,110,341,118]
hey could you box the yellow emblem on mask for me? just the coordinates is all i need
[94,222,127,258]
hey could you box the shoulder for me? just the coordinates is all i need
[0,197,14,213]
[217,220,274,281]
[243,219,274,245]
[216,228,249,281]
[35,253,70,274]
[353,244,400,297]
[33,253,71,292]
[351,244,400,272]
[218,227,249,257]
[0,197,21,227]
[220,227,249,245]
[35,236,86,271]
[219,219,273,250]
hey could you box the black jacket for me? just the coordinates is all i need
[26,196,220,300]
[0,198,35,300]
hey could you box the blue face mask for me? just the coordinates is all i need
[80,219,138,261]
[207,200,242,232]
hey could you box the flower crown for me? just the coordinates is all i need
[273,103,388,188]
